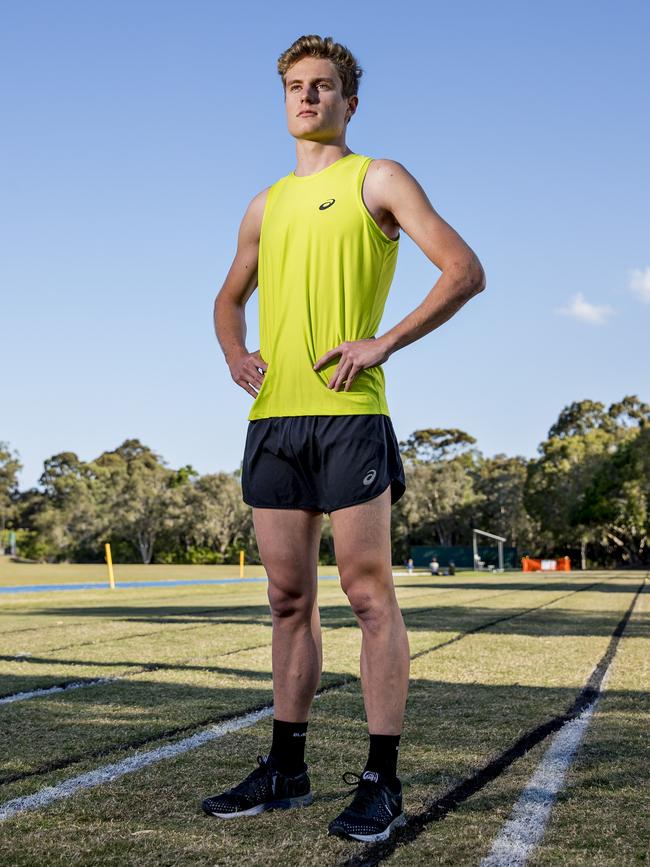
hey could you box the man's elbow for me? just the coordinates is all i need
[471,259,486,295]
[451,256,486,298]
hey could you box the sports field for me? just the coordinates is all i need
[0,562,647,866]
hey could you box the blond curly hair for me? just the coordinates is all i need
[277,34,363,98]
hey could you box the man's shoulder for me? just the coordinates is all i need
[248,172,292,209]
[363,158,413,196]
[250,184,273,208]
[363,158,420,213]
[365,157,409,180]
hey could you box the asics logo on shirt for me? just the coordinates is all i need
[319,198,336,210]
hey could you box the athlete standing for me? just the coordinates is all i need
[204,34,485,843]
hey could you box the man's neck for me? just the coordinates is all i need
[293,141,353,177]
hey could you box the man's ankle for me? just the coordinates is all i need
[268,718,308,776]
[363,733,401,783]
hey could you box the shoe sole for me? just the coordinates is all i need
[328,810,406,843]
[202,792,314,819]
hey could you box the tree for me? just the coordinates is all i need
[94,439,175,564]
[576,425,650,566]
[400,428,477,463]
[607,395,650,430]
[395,429,483,548]
[547,400,608,439]
[163,472,250,561]
[526,396,649,567]
[0,441,22,531]
[474,454,538,550]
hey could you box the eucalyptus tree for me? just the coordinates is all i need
[525,395,649,567]
[93,439,177,564]
[0,441,22,532]
[474,453,538,551]
[395,428,483,548]
[164,471,250,561]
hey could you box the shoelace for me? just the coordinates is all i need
[341,771,384,814]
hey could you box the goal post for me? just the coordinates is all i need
[472,528,507,572]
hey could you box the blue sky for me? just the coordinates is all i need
[3,0,649,490]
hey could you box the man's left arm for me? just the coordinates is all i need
[313,160,485,392]
[373,159,486,357]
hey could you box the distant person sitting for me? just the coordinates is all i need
[448,561,456,576]
[428,557,440,576]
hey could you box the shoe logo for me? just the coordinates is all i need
[319,198,336,210]
[362,771,379,783]
[362,469,377,486]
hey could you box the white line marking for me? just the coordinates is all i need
[479,668,615,866]
[0,705,274,821]
[0,678,118,705]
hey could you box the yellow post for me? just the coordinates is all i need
[104,542,116,590]
[239,549,245,578]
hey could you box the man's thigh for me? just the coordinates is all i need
[253,506,323,596]
[328,486,393,586]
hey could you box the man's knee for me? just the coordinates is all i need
[268,582,314,622]
[340,566,395,630]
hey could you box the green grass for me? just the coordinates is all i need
[0,567,647,865]
[0,560,337,586]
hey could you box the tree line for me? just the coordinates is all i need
[1,394,648,567]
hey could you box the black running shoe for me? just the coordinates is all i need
[201,754,313,819]
[328,770,406,843]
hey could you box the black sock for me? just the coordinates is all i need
[364,733,401,783]
[268,718,308,775]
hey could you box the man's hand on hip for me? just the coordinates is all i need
[312,337,390,392]
[230,349,268,399]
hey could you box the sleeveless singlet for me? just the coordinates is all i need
[248,152,399,421]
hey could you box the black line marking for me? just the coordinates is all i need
[0,584,568,702]
[19,604,272,653]
[0,677,356,786]
[0,579,616,787]
[410,579,609,661]
[0,588,258,636]
[338,577,647,867]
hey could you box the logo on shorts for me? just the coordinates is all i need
[362,469,377,486]
[319,198,336,210]
[362,771,379,783]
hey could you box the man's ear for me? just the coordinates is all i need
[346,95,359,123]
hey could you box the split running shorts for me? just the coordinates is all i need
[241,414,406,514]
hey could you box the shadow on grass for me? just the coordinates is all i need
[17,597,650,639]
[2,670,647,810]
[397,580,642,594]
[0,666,352,784]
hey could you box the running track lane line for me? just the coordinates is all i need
[0,578,611,692]
[0,585,517,703]
[478,682,612,865]
[0,577,616,787]
[477,577,647,867]
[0,687,334,822]
[337,576,647,867]
[0,678,117,705]
[0,706,274,821]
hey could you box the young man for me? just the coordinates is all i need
[204,34,485,843]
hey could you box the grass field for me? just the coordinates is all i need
[0,561,648,866]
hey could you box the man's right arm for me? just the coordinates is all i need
[214,187,269,400]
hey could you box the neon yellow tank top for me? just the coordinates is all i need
[248,152,399,421]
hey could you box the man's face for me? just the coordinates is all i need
[284,56,357,142]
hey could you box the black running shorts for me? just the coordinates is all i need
[241,414,406,514]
